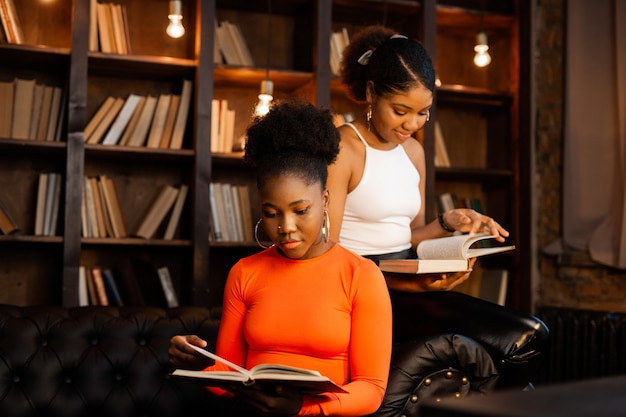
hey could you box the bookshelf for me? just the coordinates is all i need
[0,0,529,311]
[0,0,212,307]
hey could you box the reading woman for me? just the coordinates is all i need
[328,25,510,291]
[169,100,393,416]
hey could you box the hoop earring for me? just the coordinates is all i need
[254,219,272,249]
[426,110,430,122]
[322,210,330,243]
[366,105,372,131]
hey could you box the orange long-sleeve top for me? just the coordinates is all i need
[205,243,393,416]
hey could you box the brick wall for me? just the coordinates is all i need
[535,0,626,313]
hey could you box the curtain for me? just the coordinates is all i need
[562,0,626,268]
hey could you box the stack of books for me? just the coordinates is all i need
[215,20,254,66]
[34,173,63,237]
[79,262,178,308]
[210,98,236,153]
[84,79,193,149]
[330,28,349,76]
[81,175,127,238]
[209,182,253,243]
[0,78,65,142]
[91,1,131,54]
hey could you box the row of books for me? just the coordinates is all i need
[136,183,188,240]
[210,98,237,153]
[82,175,126,238]
[330,28,350,76]
[0,0,23,44]
[84,79,192,149]
[0,78,65,142]
[90,1,131,54]
[209,182,253,243]
[82,176,188,241]
[79,261,178,308]
[215,20,254,67]
[35,173,63,237]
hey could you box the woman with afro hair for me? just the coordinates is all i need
[169,100,392,417]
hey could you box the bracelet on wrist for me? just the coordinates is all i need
[438,212,456,233]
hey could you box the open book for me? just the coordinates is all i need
[378,233,515,274]
[171,344,346,393]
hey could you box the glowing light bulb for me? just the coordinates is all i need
[254,80,274,117]
[473,31,491,67]
[166,1,185,39]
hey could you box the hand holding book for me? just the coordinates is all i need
[379,233,515,275]
[171,344,346,394]
[168,335,214,370]
[383,258,477,292]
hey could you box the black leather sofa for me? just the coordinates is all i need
[0,291,549,417]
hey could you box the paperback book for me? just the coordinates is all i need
[171,344,346,394]
[378,233,515,274]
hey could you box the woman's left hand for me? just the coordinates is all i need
[383,258,477,292]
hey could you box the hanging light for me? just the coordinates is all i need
[473,31,491,67]
[166,0,185,39]
[254,0,273,116]
[255,80,274,117]
[473,1,491,67]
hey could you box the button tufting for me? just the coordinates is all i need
[115,374,123,381]
[13,375,20,383]
[424,378,431,386]
[41,340,48,347]
[90,338,98,345]
[455,392,461,398]
[462,377,469,384]
[410,395,418,403]
[138,339,147,346]
[64,376,72,384]
[445,371,453,379]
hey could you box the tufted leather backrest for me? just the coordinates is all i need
[0,305,222,417]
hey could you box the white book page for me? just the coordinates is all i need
[417,234,473,259]
[187,343,250,376]
[417,233,496,260]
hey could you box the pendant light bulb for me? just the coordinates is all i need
[473,31,491,67]
[255,80,274,117]
[166,0,185,39]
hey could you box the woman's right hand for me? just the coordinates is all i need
[168,335,214,370]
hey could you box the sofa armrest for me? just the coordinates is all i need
[389,290,550,388]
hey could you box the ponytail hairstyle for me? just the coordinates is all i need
[244,99,340,191]
[340,25,436,103]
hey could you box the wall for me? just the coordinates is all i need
[534,0,626,313]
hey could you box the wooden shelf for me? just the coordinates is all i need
[214,67,313,90]
[81,237,192,247]
[0,235,63,244]
[88,53,197,79]
[436,85,513,106]
[435,167,513,182]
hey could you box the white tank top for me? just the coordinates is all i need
[339,123,421,255]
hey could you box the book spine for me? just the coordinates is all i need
[157,266,179,308]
